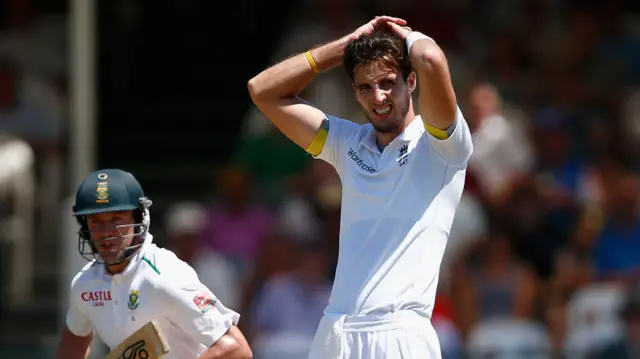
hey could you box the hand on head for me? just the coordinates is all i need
[352,16,410,39]
[386,21,413,40]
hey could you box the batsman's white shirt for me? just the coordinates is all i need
[308,108,473,359]
[65,234,239,359]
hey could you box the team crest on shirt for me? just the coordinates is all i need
[398,144,409,167]
[128,289,140,310]
[193,292,217,313]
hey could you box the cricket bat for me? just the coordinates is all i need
[103,320,170,359]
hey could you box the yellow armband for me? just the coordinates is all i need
[425,123,450,140]
[306,127,328,156]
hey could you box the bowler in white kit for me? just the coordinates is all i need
[249,16,472,359]
[53,169,252,359]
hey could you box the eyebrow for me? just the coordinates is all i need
[356,74,396,83]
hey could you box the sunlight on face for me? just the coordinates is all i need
[87,210,136,263]
[353,61,415,134]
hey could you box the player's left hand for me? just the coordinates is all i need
[387,22,412,40]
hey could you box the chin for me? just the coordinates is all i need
[371,118,403,134]
[372,124,397,133]
[101,255,118,263]
[100,251,121,262]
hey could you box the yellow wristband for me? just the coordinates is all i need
[305,51,320,73]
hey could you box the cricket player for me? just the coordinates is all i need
[248,16,473,359]
[53,169,252,359]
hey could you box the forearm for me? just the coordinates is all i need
[54,347,90,359]
[408,33,457,130]
[248,35,354,101]
[54,329,92,359]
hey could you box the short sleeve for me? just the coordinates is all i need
[66,277,94,336]
[158,282,240,347]
[424,107,473,166]
[307,114,361,170]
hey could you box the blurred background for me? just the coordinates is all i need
[1,0,640,358]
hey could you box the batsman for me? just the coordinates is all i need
[53,169,252,359]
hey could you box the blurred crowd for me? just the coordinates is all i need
[3,0,640,358]
[0,3,67,312]
[160,1,640,358]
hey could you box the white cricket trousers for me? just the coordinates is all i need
[307,310,442,359]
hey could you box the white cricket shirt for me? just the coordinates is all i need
[313,108,473,317]
[66,234,240,359]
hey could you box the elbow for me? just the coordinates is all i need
[234,329,253,359]
[222,341,253,359]
[415,47,446,73]
[247,78,262,103]
[206,326,253,359]
[201,340,253,359]
[238,346,253,359]
[247,77,276,107]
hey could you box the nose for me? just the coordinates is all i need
[96,228,120,242]
[373,88,386,104]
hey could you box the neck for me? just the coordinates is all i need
[375,107,415,149]
[106,258,131,275]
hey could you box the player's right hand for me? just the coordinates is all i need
[351,16,407,39]
[387,22,413,40]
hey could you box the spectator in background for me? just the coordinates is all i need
[505,182,576,280]
[250,240,331,359]
[451,226,537,339]
[593,172,640,283]
[533,109,587,207]
[0,61,37,195]
[275,162,327,243]
[308,160,342,277]
[275,159,342,264]
[0,60,60,147]
[238,228,301,332]
[201,165,273,278]
[232,126,312,206]
[432,317,463,359]
[0,56,66,243]
[438,190,488,311]
[165,202,241,310]
[466,82,534,204]
[621,88,640,164]
[593,287,640,359]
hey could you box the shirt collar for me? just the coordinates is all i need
[361,116,424,153]
[121,233,154,277]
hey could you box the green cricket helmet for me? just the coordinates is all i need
[73,169,153,264]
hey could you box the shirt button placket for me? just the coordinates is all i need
[112,275,121,326]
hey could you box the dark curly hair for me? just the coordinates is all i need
[343,29,412,83]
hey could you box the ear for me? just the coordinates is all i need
[407,72,417,93]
